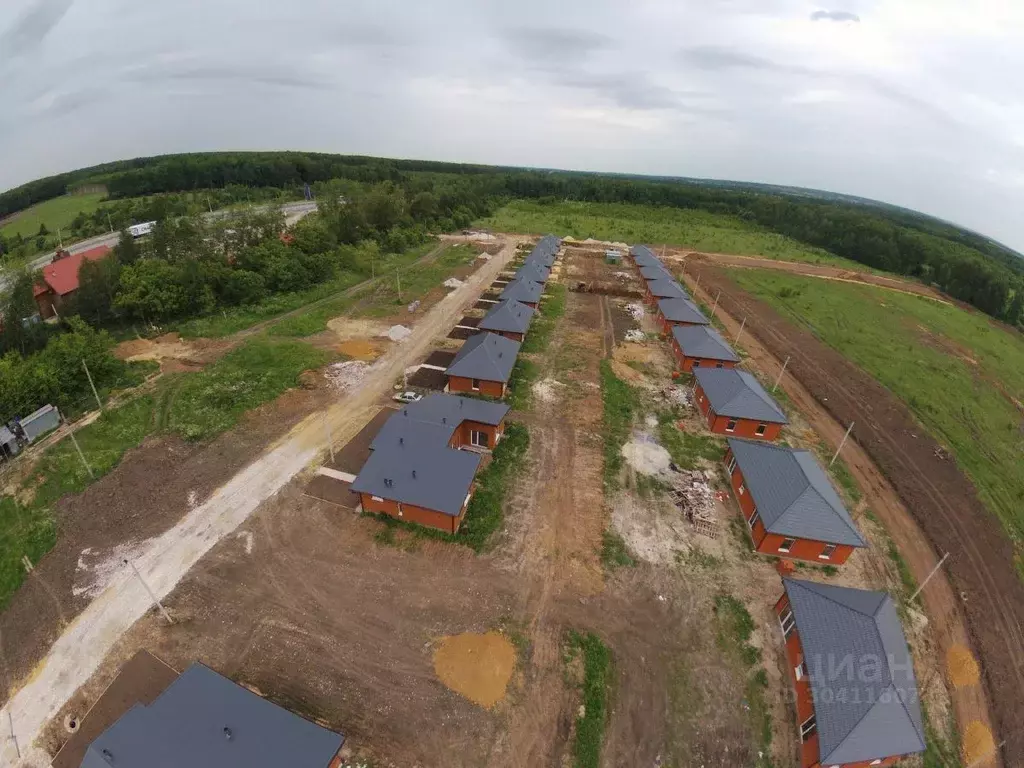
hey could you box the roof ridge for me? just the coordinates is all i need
[787,578,881,617]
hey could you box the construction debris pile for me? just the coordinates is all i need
[625,302,645,320]
[324,360,371,393]
[625,329,646,343]
[668,469,718,537]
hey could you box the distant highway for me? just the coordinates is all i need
[0,200,318,294]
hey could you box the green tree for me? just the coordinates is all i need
[37,223,49,237]
[115,260,188,321]
[362,182,407,233]
[71,256,122,326]
[0,272,48,356]
[114,229,141,265]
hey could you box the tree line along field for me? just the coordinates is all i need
[478,200,872,270]
[729,269,1024,569]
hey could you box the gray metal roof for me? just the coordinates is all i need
[693,368,788,423]
[0,426,16,446]
[727,439,866,546]
[79,663,343,768]
[657,297,708,325]
[647,278,687,299]
[446,332,520,382]
[640,265,672,281]
[525,249,556,267]
[671,325,739,363]
[782,579,925,764]
[402,393,510,427]
[353,413,482,515]
[515,261,550,283]
[500,278,543,304]
[478,299,535,334]
[630,244,656,259]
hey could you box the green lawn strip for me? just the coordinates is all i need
[599,529,635,569]
[167,338,330,441]
[354,243,478,319]
[712,594,775,767]
[520,283,567,354]
[507,357,539,410]
[367,422,530,552]
[599,360,639,490]
[0,193,107,240]
[921,702,963,768]
[477,200,867,270]
[565,630,613,768]
[656,409,723,469]
[729,268,1024,559]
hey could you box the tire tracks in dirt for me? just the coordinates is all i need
[684,268,1017,767]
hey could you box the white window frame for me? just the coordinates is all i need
[471,378,481,391]
[870,761,882,766]
[779,608,795,638]
[755,422,767,436]
[371,495,384,503]
[715,362,725,369]
[820,543,837,560]
[725,419,738,433]
[779,537,797,553]
[470,429,489,448]
[800,715,816,742]
[727,455,737,474]
[795,661,808,680]
[737,483,745,495]
[747,509,760,530]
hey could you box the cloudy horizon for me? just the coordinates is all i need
[2,0,1023,251]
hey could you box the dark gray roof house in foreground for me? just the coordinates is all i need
[727,439,866,546]
[516,261,550,283]
[647,278,688,300]
[500,277,544,305]
[478,299,536,336]
[403,393,510,428]
[640,264,671,281]
[694,368,789,423]
[80,663,343,768]
[672,325,739,364]
[657,297,709,325]
[446,332,520,383]
[353,414,482,516]
[782,578,926,764]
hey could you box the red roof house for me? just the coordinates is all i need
[34,245,112,319]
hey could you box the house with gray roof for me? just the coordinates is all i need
[639,264,671,281]
[645,277,688,303]
[79,662,344,768]
[670,325,739,372]
[500,277,544,307]
[630,245,659,266]
[477,299,535,341]
[446,332,520,398]
[693,367,788,440]
[402,393,510,450]
[515,260,550,284]
[525,248,556,268]
[353,410,484,532]
[0,426,19,461]
[776,579,925,767]
[725,438,866,563]
[657,297,709,331]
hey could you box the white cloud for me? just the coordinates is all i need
[0,0,1023,252]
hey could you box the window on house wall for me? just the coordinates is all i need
[471,430,489,448]
[820,543,837,560]
[472,378,481,391]
[779,538,796,553]
[738,483,745,495]
[870,761,882,766]
[748,509,760,529]
[800,715,816,741]
[779,607,795,638]
[727,455,737,474]
[795,661,808,680]
[756,423,767,436]
[725,419,737,432]
[692,360,700,368]
[371,495,384,503]
[716,362,725,368]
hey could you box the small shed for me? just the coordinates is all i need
[20,404,61,443]
[0,426,19,460]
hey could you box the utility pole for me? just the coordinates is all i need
[694,273,701,293]
[124,559,173,624]
[909,552,950,602]
[772,356,791,392]
[83,359,102,411]
[57,228,63,250]
[734,316,746,345]
[710,290,721,319]
[106,212,114,233]
[69,430,94,479]
[830,422,855,466]
[7,709,19,760]
[207,197,213,214]
[323,417,335,463]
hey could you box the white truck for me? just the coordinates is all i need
[127,221,156,238]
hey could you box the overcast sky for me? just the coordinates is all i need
[2,0,1024,251]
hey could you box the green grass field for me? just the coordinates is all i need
[0,193,107,239]
[730,269,1024,554]
[477,200,867,269]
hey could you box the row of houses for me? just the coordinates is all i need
[628,244,926,768]
[353,236,561,531]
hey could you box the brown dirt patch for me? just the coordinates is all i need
[690,267,1021,765]
[113,332,230,372]
[433,631,516,709]
[963,720,996,765]
[336,339,383,361]
[949,644,981,688]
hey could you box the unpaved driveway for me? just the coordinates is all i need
[1,238,520,767]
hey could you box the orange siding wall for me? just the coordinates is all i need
[453,419,504,450]
[448,376,506,398]
[670,338,738,372]
[660,315,707,335]
[480,330,524,342]
[359,492,468,534]
[693,384,782,440]
[725,448,854,565]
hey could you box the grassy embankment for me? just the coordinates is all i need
[564,630,613,768]
[730,269,1024,573]
[477,200,868,269]
[0,193,107,240]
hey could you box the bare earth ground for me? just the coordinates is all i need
[1,237,522,767]
[686,267,1015,767]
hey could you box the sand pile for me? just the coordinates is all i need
[384,325,412,342]
[433,631,515,709]
[947,644,980,687]
[337,339,382,361]
[622,435,672,475]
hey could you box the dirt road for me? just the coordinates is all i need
[1,238,521,767]
[683,268,1011,768]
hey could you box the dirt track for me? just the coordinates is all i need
[685,267,1021,767]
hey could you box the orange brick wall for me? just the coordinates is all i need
[359,493,468,534]
[670,338,738,373]
[693,384,783,440]
[725,448,854,565]
[448,376,506,398]
[480,330,524,342]
[452,419,504,450]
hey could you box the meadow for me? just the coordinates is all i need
[0,193,107,239]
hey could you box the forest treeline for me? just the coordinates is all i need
[2,151,1022,325]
